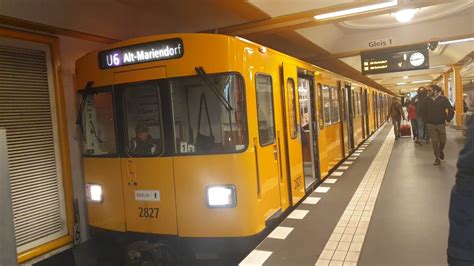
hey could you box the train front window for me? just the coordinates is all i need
[123,82,163,156]
[170,74,247,154]
[81,89,117,156]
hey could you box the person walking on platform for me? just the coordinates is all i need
[407,98,421,144]
[415,87,430,143]
[448,116,474,265]
[387,99,405,140]
[421,85,454,165]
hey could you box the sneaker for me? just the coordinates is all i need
[434,159,441,165]
[440,151,445,160]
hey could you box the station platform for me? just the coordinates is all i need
[240,124,466,266]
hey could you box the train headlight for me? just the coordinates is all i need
[206,185,236,208]
[86,184,103,203]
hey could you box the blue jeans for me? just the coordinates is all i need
[416,116,425,139]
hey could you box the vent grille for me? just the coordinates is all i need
[0,44,66,250]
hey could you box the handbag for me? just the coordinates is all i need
[195,93,215,151]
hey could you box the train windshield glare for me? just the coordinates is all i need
[170,74,247,154]
[80,73,247,156]
[81,89,117,156]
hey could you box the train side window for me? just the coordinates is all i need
[287,78,298,139]
[255,74,275,146]
[170,74,247,154]
[331,86,340,123]
[81,89,117,156]
[123,82,163,156]
[322,84,332,126]
[317,83,324,129]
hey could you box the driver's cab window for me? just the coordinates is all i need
[123,83,163,156]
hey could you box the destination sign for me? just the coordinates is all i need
[98,38,184,69]
[361,44,429,75]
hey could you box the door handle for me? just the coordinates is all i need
[273,145,278,161]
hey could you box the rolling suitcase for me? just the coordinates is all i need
[400,120,411,137]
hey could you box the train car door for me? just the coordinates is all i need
[114,70,178,235]
[343,83,355,152]
[255,74,282,219]
[374,92,379,128]
[340,83,349,156]
[364,90,370,136]
[282,63,304,204]
[298,72,320,188]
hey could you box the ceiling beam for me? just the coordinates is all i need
[310,34,474,61]
[210,0,446,36]
[0,15,118,44]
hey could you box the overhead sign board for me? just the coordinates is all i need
[361,44,429,75]
[98,38,184,69]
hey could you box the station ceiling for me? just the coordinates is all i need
[0,0,472,95]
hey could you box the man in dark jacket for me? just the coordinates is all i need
[448,116,474,265]
[422,85,455,165]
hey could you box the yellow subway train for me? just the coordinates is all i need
[75,33,392,263]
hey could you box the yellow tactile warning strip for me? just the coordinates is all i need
[315,128,395,266]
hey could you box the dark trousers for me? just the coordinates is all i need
[410,119,418,139]
[392,117,401,138]
[426,123,447,159]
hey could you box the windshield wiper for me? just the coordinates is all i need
[76,81,94,140]
[195,66,233,111]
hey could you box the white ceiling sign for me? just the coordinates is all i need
[368,38,394,49]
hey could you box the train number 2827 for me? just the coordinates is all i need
[138,207,159,218]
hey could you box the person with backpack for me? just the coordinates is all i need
[387,99,405,139]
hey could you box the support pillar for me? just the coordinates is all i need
[453,65,464,126]
[443,73,449,97]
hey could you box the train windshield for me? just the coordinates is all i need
[170,74,247,154]
[80,89,117,156]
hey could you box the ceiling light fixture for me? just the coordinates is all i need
[439,37,474,45]
[397,82,407,85]
[403,76,409,79]
[411,80,432,84]
[314,0,397,20]
[394,9,416,23]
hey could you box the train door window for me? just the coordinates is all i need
[81,89,117,156]
[317,83,324,129]
[322,84,332,126]
[356,92,361,116]
[256,74,275,146]
[171,74,247,154]
[298,78,311,131]
[123,82,163,156]
[331,86,340,123]
[287,78,298,139]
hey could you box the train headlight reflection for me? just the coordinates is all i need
[86,184,103,203]
[206,185,236,208]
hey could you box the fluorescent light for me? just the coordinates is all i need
[394,9,416,23]
[439,37,474,45]
[397,82,407,85]
[403,76,409,79]
[314,0,397,20]
[411,80,432,84]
